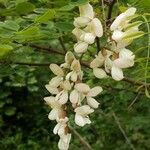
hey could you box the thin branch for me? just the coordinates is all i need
[69,125,93,150]
[2,44,149,87]
[107,0,116,21]
[112,112,136,150]
[128,92,141,111]
[96,37,101,53]
[59,37,67,52]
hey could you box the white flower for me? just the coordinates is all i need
[79,3,94,19]
[113,48,135,68]
[86,18,103,37]
[74,41,88,53]
[110,7,136,31]
[74,105,94,127]
[66,59,83,82]
[75,83,102,108]
[55,80,72,104]
[53,117,68,136]
[44,96,63,120]
[58,134,71,150]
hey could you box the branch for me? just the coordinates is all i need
[58,37,67,52]
[112,111,136,150]
[69,125,93,150]
[1,44,149,87]
[107,0,116,24]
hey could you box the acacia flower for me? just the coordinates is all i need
[44,96,63,120]
[74,105,94,127]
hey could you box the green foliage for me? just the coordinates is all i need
[0,0,149,150]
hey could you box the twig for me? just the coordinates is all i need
[127,92,141,111]
[69,125,93,150]
[96,37,100,53]
[107,0,116,21]
[112,112,136,150]
[59,37,67,52]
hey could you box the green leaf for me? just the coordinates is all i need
[17,26,39,36]
[5,106,16,116]
[0,20,20,31]
[16,2,35,15]
[123,31,145,41]
[0,44,13,57]
[34,9,56,23]
[59,0,89,11]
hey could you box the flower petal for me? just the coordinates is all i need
[88,86,103,97]
[74,41,88,53]
[74,17,91,27]
[87,97,99,109]
[45,84,59,94]
[48,109,59,120]
[70,90,79,104]
[50,64,64,76]
[80,32,95,44]
[75,83,90,93]
[79,3,94,19]
[111,65,124,81]
[75,114,85,127]
[93,68,107,79]
[58,91,68,104]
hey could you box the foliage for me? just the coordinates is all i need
[0,0,149,149]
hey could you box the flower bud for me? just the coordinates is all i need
[74,41,88,53]
[80,33,95,44]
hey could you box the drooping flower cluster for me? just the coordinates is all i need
[72,3,103,53]
[91,7,142,81]
[44,52,102,150]
[44,2,144,149]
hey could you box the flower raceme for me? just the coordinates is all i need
[72,3,103,53]
[44,52,102,150]
[44,4,144,150]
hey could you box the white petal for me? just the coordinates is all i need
[53,123,61,134]
[74,17,91,27]
[71,59,81,72]
[74,41,88,53]
[49,76,62,87]
[124,7,136,17]
[93,68,107,79]
[104,58,113,73]
[44,96,55,106]
[75,83,90,93]
[45,84,59,94]
[88,18,103,37]
[49,64,64,76]
[111,65,124,81]
[70,90,79,104]
[75,105,94,115]
[90,56,104,68]
[87,97,99,109]
[71,72,78,82]
[48,109,59,120]
[88,86,103,97]
[80,33,95,44]
[112,30,124,42]
[79,3,94,19]
[59,91,68,104]
[62,80,72,91]
[75,114,85,127]
[110,13,126,31]
[72,28,85,40]
[65,51,75,64]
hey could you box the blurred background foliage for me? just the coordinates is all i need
[0,0,150,149]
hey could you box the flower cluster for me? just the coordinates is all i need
[44,2,144,149]
[91,7,142,81]
[72,3,103,53]
[44,52,102,150]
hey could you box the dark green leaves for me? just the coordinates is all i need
[16,2,35,15]
[0,44,13,57]
[34,9,56,23]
